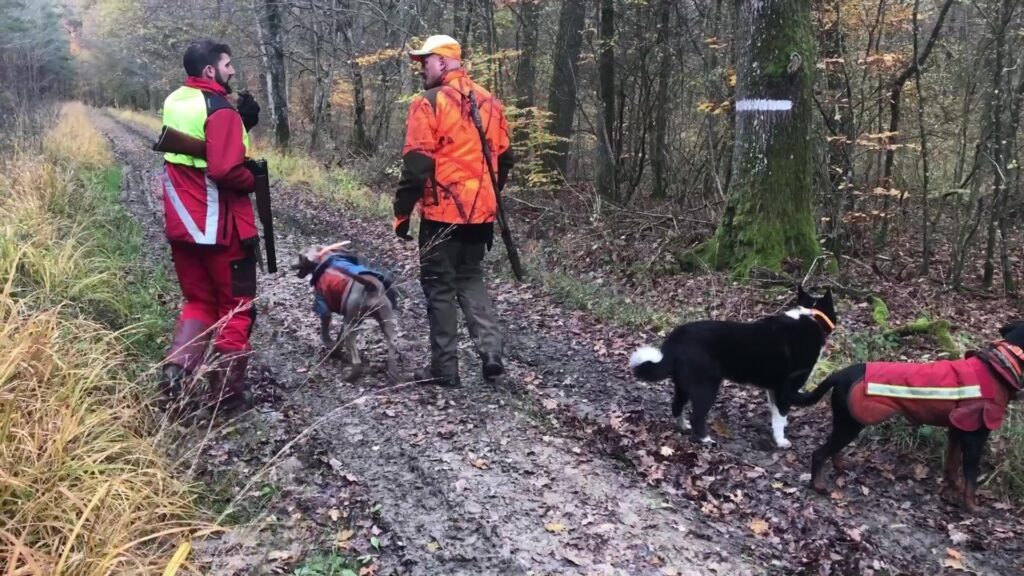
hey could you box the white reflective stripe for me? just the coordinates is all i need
[865,382,982,400]
[736,99,793,112]
[163,167,219,245]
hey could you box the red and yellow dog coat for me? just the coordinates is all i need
[848,341,1024,431]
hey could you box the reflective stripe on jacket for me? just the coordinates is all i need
[161,77,256,245]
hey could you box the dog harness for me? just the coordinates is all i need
[848,340,1024,431]
[310,254,389,318]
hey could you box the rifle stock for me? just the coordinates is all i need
[153,126,206,159]
[467,91,526,282]
[153,126,277,274]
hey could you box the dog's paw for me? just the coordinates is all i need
[774,437,792,449]
[346,364,364,382]
[675,415,692,431]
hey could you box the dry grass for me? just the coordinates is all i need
[1,103,211,575]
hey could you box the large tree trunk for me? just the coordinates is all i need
[596,0,617,199]
[254,0,291,149]
[544,0,586,176]
[698,0,818,274]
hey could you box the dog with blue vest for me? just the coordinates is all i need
[293,242,403,383]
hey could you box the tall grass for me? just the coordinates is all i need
[1,103,210,574]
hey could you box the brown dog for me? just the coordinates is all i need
[294,242,402,383]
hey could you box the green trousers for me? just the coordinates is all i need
[419,232,502,378]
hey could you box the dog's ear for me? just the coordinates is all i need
[796,284,814,307]
[815,288,836,320]
[998,320,1024,338]
[295,254,315,279]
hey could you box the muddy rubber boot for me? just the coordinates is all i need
[413,365,461,387]
[158,318,212,410]
[211,352,253,413]
[481,353,504,381]
[157,363,186,410]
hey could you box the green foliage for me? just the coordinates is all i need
[504,104,567,188]
[868,296,890,328]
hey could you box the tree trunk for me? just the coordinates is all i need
[452,0,473,48]
[338,0,373,154]
[650,0,673,199]
[596,0,616,199]
[982,0,1013,289]
[698,0,818,274]
[544,0,587,175]
[254,0,291,149]
[514,0,539,109]
[912,0,931,275]
[817,0,855,259]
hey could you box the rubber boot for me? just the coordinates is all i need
[209,351,253,413]
[158,318,212,407]
[481,353,504,381]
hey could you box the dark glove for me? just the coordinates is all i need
[243,158,268,178]
[236,92,260,131]
[393,216,413,241]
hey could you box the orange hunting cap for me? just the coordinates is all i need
[408,35,462,61]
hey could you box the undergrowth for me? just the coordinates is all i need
[1,102,210,574]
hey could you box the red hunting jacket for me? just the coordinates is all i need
[162,77,257,246]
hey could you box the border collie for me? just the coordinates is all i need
[629,286,837,447]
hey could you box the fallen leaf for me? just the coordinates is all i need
[562,550,589,566]
[846,527,862,542]
[427,541,440,552]
[749,518,770,536]
[472,458,489,470]
[336,529,355,549]
[913,464,929,480]
[328,508,341,521]
[267,550,292,562]
[830,490,845,501]
[545,522,566,533]
[542,398,558,410]
[660,446,675,457]
[943,547,966,570]
[359,564,378,576]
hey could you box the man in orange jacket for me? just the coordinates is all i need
[394,35,514,387]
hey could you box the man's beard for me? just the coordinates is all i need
[215,70,233,94]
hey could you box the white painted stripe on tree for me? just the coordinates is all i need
[735,99,793,112]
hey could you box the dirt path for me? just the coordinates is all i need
[95,111,1024,576]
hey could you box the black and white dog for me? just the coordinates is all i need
[629,286,837,447]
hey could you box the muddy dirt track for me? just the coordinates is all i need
[95,111,1024,576]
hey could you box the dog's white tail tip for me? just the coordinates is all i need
[629,346,663,369]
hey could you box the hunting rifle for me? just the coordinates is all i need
[467,90,525,281]
[153,126,277,273]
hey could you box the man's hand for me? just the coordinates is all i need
[237,92,261,131]
[244,158,268,178]
[393,216,413,241]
